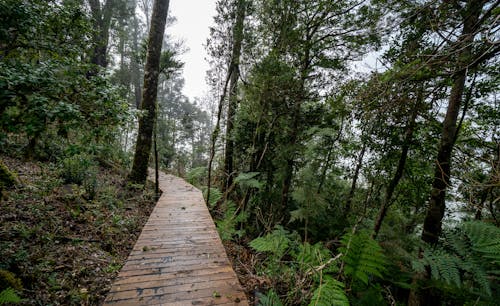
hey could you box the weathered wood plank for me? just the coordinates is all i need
[103,173,247,305]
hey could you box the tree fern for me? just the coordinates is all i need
[308,275,349,306]
[0,287,21,304]
[339,231,386,285]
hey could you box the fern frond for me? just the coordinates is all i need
[216,201,247,241]
[203,187,222,208]
[250,226,291,258]
[308,275,349,306]
[257,289,283,306]
[235,172,263,189]
[0,287,21,304]
[339,231,386,285]
[463,221,500,263]
[295,242,338,274]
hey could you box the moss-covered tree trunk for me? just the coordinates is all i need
[129,0,170,185]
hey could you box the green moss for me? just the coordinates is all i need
[0,270,23,291]
[0,160,16,189]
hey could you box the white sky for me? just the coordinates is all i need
[168,1,217,101]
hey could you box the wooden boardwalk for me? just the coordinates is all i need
[104,172,248,305]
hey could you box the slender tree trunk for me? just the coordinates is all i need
[411,2,483,304]
[206,70,232,206]
[129,0,170,184]
[345,143,366,215]
[373,97,420,238]
[223,0,246,191]
[132,14,142,109]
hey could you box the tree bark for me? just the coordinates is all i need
[131,13,142,109]
[421,0,482,244]
[345,143,366,215]
[129,0,170,184]
[88,0,115,68]
[223,0,246,191]
[373,96,420,238]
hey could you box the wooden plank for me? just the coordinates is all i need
[103,173,247,305]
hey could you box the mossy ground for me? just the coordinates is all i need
[0,155,156,305]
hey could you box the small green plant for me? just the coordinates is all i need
[309,275,349,306]
[215,201,248,241]
[257,289,283,306]
[60,153,97,186]
[0,287,21,304]
[203,187,222,208]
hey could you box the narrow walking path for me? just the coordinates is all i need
[104,172,248,305]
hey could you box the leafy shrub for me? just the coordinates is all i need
[60,153,98,186]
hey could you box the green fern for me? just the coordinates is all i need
[463,221,500,264]
[414,221,499,297]
[215,201,247,241]
[0,287,21,304]
[203,187,222,208]
[257,289,283,306]
[339,231,386,285]
[308,276,349,306]
[235,172,263,189]
[294,242,338,275]
[250,226,292,258]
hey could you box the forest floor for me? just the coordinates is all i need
[222,238,271,305]
[0,155,156,305]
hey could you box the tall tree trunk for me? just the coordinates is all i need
[373,96,420,238]
[88,0,115,68]
[223,0,246,191]
[421,1,481,244]
[410,2,484,305]
[129,0,170,184]
[345,143,366,215]
[132,14,142,108]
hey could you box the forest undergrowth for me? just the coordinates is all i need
[0,154,156,305]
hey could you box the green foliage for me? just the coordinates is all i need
[0,270,22,291]
[59,154,97,186]
[0,288,21,305]
[339,231,386,285]
[309,275,349,306]
[413,221,500,299]
[0,161,16,190]
[257,289,283,306]
[186,166,206,187]
[462,221,500,264]
[215,201,248,241]
[235,172,263,190]
[203,187,222,208]
[250,226,292,259]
